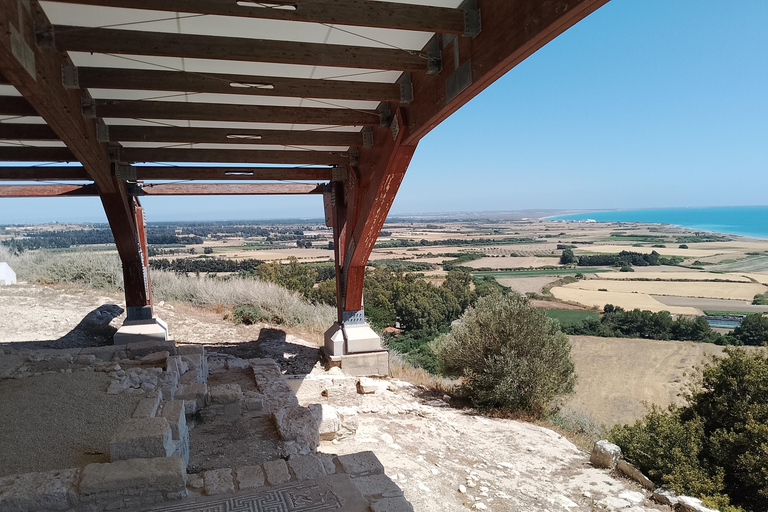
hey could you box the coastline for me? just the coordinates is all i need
[543,206,768,241]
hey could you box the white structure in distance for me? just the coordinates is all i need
[0,262,16,285]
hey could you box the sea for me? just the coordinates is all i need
[549,206,768,240]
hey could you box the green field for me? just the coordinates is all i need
[703,310,753,317]
[471,267,611,278]
[544,309,600,326]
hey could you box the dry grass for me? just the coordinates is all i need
[598,271,752,282]
[387,352,458,393]
[550,287,701,315]
[0,246,334,332]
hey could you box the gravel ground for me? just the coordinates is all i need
[0,371,141,477]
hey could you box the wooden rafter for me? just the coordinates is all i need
[53,26,427,71]
[0,182,324,196]
[45,0,466,34]
[93,100,380,126]
[73,67,404,103]
[0,166,334,181]
[121,148,348,165]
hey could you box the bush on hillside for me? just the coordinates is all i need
[432,293,575,417]
[610,348,768,511]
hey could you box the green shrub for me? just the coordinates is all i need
[679,244,689,249]
[233,305,263,325]
[619,265,634,272]
[752,292,768,305]
[432,293,575,417]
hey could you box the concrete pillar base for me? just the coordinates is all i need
[323,323,388,376]
[114,317,169,345]
[322,349,389,377]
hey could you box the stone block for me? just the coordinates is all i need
[677,496,720,512]
[288,455,327,482]
[0,468,79,512]
[590,440,622,469]
[173,433,190,467]
[337,451,384,477]
[183,399,197,415]
[357,377,379,394]
[313,404,340,441]
[179,369,200,385]
[262,459,291,486]
[132,394,162,418]
[652,488,679,507]
[110,418,175,461]
[177,344,204,357]
[203,468,235,496]
[78,456,186,500]
[80,346,118,362]
[273,406,320,452]
[336,406,359,440]
[176,383,207,410]
[617,460,655,490]
[351,474,403,500]
[141,351,170,365]
[317,454,337,475]
[236,466,265,491]
[209,383,243,404]
[331,350,389,377]
[160,400,187,440]
[123,339,176,358]
[371,497,415,512]
[243,391,265,411]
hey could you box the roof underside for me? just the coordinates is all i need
[0,0,464,184]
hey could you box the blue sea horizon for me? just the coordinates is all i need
[549,206,768,240]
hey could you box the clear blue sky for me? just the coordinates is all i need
[2,0,767,223]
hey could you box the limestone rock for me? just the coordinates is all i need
[203,468,235,496]
[652,488,679,507]
[357,377,378,394]
[110,417,175,461]
[236,466,265,491]
[262,459,291,485]
[288,455,326,481]
[677,496,720,512]
[590,440,622,469]
[0,468,79,512]
[337,451,384,476]
[371,496,415,512]
[617,460,655,490]
[209,383,243,405]
[273,406,320,452]
[312,403,340,441]
[79,456,186,500]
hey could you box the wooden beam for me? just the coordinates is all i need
[403,0,609,145]
[135,166,333,181]
[94,100,379,126]
[108,125,363,147]
[0,165,333,181]
[0,166,90,180]
[0,146,77,161]
[0,183,97,196]
[340,109,417,311]
[0,123,58,140]
[75,67,403,103]
[0,182,323,195]
[0,96,38,116]
[121,148,348,165]
[53,26,427,72]
[140,183,324,195]
[46,0,466,34]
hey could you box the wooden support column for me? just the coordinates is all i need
[340,109,417,313]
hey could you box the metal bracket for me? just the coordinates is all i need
[61,65,79,89]
[399,73,413,104]
[116,163,136,181]
[361,127,373,148]
[331,166,346,182]
[461,0,481,38]
[81,98,97,118]
[446,59,473,102]
[342,310,366,326]
[390,113,400,141]
[425,36,442,75]
[96,124,110,143]
[107,143,121,163]
[35,24,55,49]
[125,182,144,196]
[378,102,391,128]
[349,147,359,167]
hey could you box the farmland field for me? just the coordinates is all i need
[544,309,599,326]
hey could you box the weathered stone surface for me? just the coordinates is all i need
[371,496,415,512]
[313,403,340,440]
[351,474,403,499]
[79,456,186,499]
[183,399,197,415]
[132,394,162,418]
[125,340,177,358]
[317,453,337,475]
[617,460,654,490]
[337,451,385,477]
[0,468,79,512]
[262,459,291,485]
[235,466,265,491]
[652,488,679,506]
[243,391,265,411]
[590,440,622,469]
[336,406,359,439]
[203,468,235,496]
[160,400,187,440]
[209,383,243,405]
[357,377,379,394]
[288,455,326,482]
[176,383,207,410]
[110,418,175,461]
[677,496,720,512]
[179,369,201,385]
[141,351,170,364]
[273,406,320,452]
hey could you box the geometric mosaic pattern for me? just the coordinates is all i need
[146,475,364,512]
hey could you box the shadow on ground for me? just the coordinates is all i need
[0,304,124,351]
